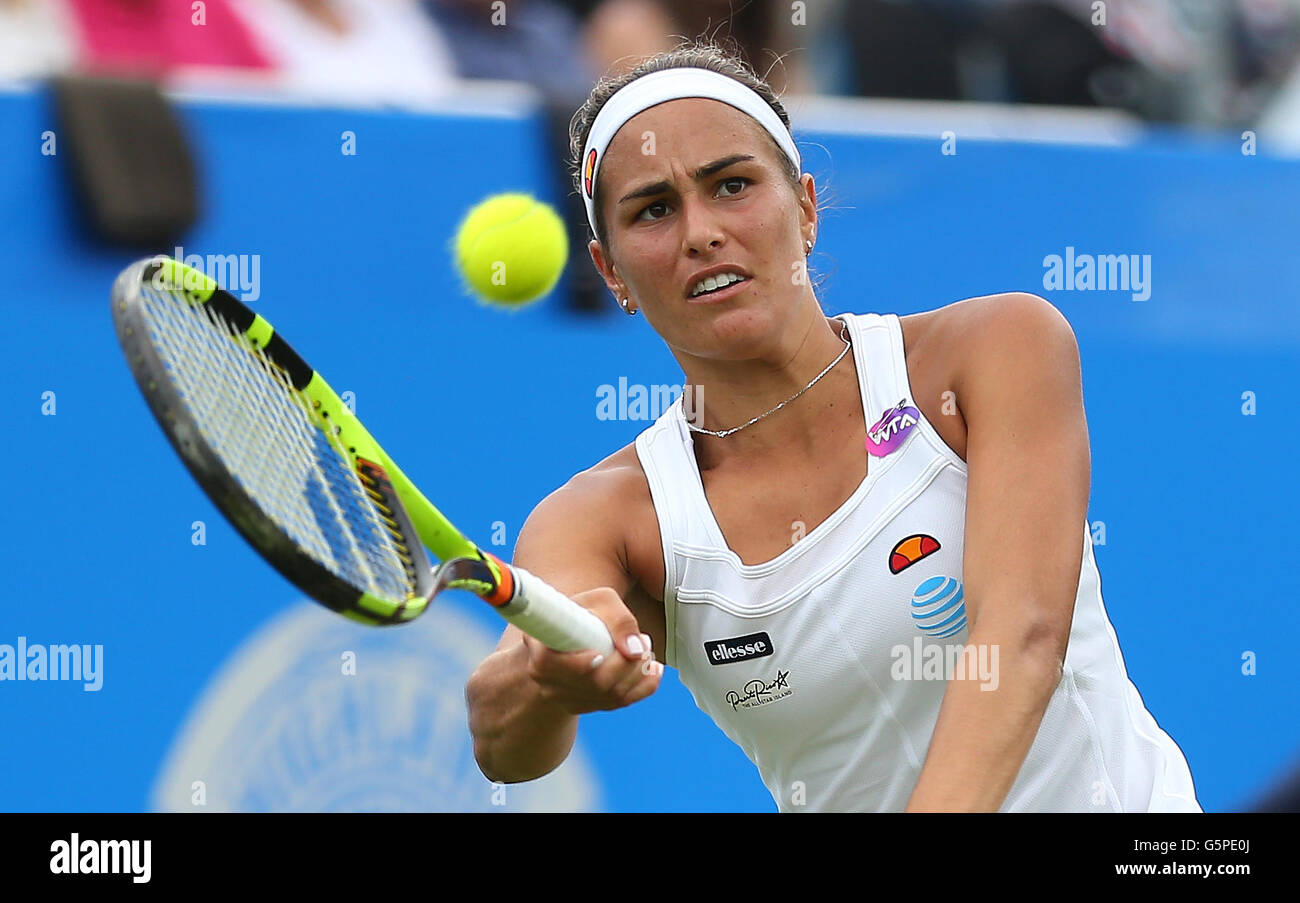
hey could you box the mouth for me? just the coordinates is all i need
[687,272,752,303]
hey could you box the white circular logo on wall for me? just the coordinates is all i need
[151,600,602,812]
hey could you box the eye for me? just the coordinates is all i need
[717,177,749,197]
[636,200,671,221]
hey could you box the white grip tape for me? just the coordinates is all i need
[502,566,616,655]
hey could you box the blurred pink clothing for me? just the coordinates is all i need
[65,0,273,75]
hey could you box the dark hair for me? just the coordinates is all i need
[568,39,802,249]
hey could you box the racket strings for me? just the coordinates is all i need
[355,468,421,586]
[138,283,414,602]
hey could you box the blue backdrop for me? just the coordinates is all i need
[1,86,1296,812]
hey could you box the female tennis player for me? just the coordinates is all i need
[465,41,1201,812]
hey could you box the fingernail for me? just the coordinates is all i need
[641,633,653,653]
[588,654,605,671]
[626,635,644,655]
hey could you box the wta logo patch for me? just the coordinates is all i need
[866,398,920,457]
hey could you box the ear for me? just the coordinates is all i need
[797,173,818,245]
[589,238,627,301]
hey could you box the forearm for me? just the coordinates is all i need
[905,627,1064,812]
[466,642,579,784]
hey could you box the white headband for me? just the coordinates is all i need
[580,67,801,237]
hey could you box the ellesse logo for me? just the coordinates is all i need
[704,632,774,665]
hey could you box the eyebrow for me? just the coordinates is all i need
[616,154,756,205]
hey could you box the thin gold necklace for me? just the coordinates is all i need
[686,320,852,439]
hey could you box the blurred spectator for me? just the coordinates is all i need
[0,0,77,81]
[981,1,1146,109]
[35,1,457,106]
[570,0,676,79]
[1233,0,1300,87]
[1039,0,1300,122]
[62,0,275,77]
[836,0,1300,124]
[572,0,817,92]
[423,0,595,99]
[841,0,970,100]
[658,0,816,92]
[1227,0,1300,123]
[840,0,1138,106]
[226,0,457,104]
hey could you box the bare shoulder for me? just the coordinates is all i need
[535,442,650,518]
[514,442,666,645]
[897,293,1079,460]
[902,291,1075,353]
[581,443,666,602]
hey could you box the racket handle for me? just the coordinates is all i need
[498,565,616,656]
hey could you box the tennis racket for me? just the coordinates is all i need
[111,255,613,654]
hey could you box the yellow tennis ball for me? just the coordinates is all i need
[453,193,569,307]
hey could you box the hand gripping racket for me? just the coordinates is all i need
[111,256,613,654]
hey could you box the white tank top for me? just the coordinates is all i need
[634,312,1201,812]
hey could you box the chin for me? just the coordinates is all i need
[687,305,784,359]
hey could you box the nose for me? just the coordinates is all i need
[681,192,725,256]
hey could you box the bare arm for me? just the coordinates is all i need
[905,293,1089,812]
[466,462,664,783]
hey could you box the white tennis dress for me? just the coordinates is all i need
[633,312,1201,812]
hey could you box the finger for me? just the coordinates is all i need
[588,650,644,696]
[610,650,654,697]
[523,635,605,683]
[606,634,652,690]
[575,588,644,661]
[618,631,647,661]
[621,659,664,705]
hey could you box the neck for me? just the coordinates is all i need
[677,313,860,460]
